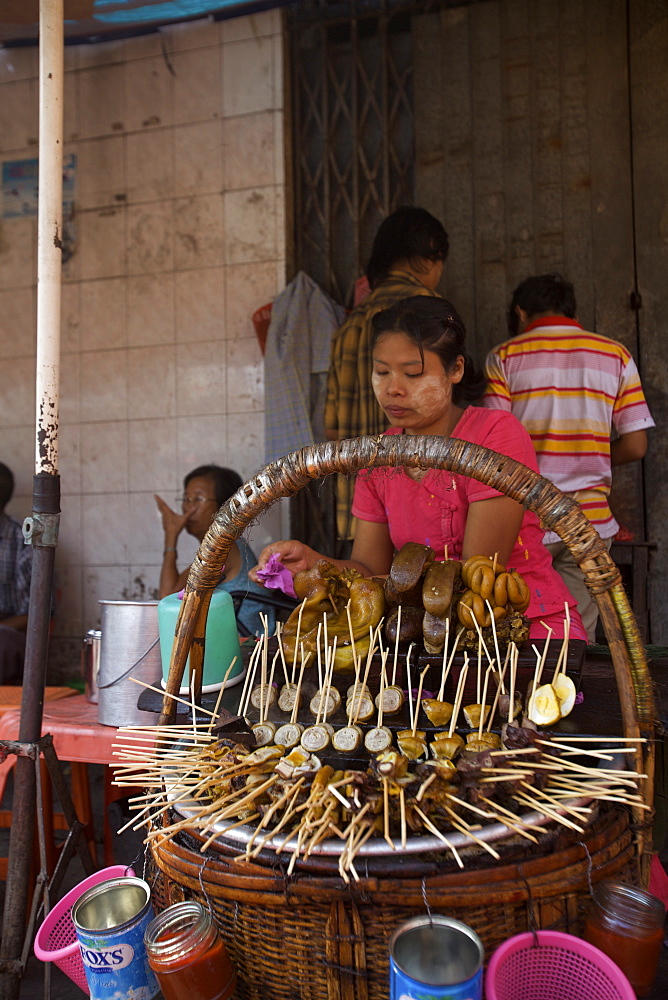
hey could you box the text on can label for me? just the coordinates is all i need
[80,943,134,970]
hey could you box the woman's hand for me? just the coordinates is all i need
[154,494,190,546]
[249,540,322,583]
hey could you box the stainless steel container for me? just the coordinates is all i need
[82,629,102,703]
[97,601,162,728]
[389,915,484,999]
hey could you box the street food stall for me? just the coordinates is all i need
[120,435,656,999]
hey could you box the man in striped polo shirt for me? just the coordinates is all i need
[482,274,654,641]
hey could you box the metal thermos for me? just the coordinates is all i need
[82,629,102,703]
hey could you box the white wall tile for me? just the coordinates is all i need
[78,64,126,140]
[77,135,126,210]
[0,357,35,428]
[80,421,129,494]
[63,71,78,145]
[81,493,129,566]
[174,120,223,197]
[175,267,225,343]
[0,426,34,495]
[127,201,173,274]
[78,39,127,70]
[52,563,83,639]
[172,45,221,124]
[128,490,167,568]
[224,186,277,265]
[0,217,35,288]
[224,111,275,190]
[163,16,218,52]
[0,19,286,653]
[83,565,131,625]
[128,417,177,493]
[0,47,38,84]
[173,193,224,269]
[125,56,173,133]
[176,414,228,476]
[80,278,127,351]
[220,10,280,44]
[0,287,35,358]
[78,206,127,280]
[127,345,175,419]
[176,340,226,416]
[225,411,264,482]
[124,32,163,62]
[60,353,80,425]
[61,282,80,354]
[127,273,174,347]
[126,129,174,203]
[126,563,160,602]
[58,422,82,495]
[57,492,83,564]
[0,79,37,152]
[79,350,127,423]
[225,337,263,414]
[222,36,274,117]
[223,260,278,342]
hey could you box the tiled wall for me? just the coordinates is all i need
[0,12,287,678]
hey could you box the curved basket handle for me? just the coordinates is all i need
[160,435,655,872]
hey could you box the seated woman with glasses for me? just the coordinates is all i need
[155,465,276,638]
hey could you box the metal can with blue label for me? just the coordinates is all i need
[389,915,484,1000]
[72,876,159,1000]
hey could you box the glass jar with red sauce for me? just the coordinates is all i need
[583,881,665,997]
[144,901,236,1000]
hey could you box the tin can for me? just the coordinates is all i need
[389,915,483,1000]
[72,876,159,1000]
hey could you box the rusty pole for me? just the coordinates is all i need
[0,2,64,996]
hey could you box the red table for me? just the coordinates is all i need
[0,694,146,867]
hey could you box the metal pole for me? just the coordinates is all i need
[0,2,64,995]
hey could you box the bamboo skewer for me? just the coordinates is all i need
[437,618,451,701]
[392,605,402,686]
[412,666,429,736]
[448,654,469,738]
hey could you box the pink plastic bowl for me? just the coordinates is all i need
[34,865,134,994]
[485,929,636,1000]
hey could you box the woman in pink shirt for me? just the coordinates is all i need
[252,296,583,639]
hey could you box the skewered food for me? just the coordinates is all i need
[421,698,454,726]
[422,560,461,616]
[463,703,491,728]
[281,560,384,669]
[430,733,465,760]
[390,543,435,592]
[332,725,363,753]
[376,685,405,715]
[273,722,304,749]
[364,726,393,753]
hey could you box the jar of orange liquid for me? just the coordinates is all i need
[144,901,236,1000]
[583,881,664,996]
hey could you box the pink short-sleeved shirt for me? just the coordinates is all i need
[352,407,579,625]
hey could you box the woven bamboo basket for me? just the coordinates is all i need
[152,436,657,1000]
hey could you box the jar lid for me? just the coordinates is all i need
[594,880,665,930]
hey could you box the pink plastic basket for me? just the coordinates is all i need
[34,865,134,994]
[485,930,636,1000]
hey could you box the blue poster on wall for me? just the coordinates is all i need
[2,153,76,219]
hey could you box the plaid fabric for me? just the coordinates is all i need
[324,271,440,539]
[0,514,32,617]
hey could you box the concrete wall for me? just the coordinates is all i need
[0,11,287,677]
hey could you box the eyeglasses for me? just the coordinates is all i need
[177,495,217,506]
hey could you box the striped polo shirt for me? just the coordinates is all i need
[482,317,654,541]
